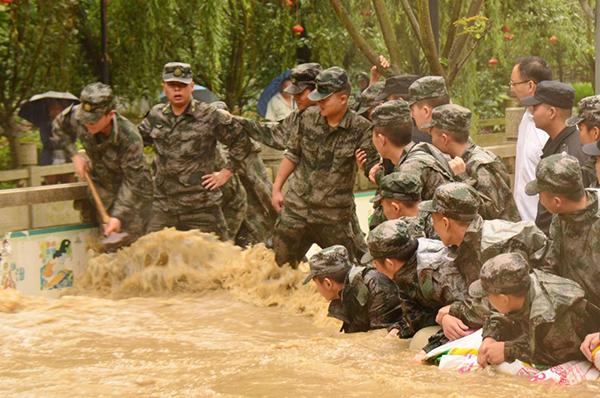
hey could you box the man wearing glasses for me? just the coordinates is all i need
[510,57,552,222]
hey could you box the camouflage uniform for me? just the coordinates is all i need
[51,82,152,240]
[214,142,247,238]
[526,153,600,308]
[355,82,384,117]
[304,245,403,333]
[420,183,549,325]
[423,104,520,221]
[138,63,252,240]
[211,101,276,246]
[364,220,442,337]
[274,67,377,266]
[369,170,438,239]
[368,100,453,229]
[570,95,600,187]
[472,253,600,366]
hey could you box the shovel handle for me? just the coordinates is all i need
[84,172,111,224]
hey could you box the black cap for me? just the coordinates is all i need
[521,80,575,109]
[375,74,420,101]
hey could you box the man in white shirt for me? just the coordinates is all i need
[510,56,552,221]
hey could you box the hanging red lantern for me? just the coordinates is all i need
[488,57,499,66]
[292,24,304,35]
[549,35,558,45]
[286,0,294,8]
[501,24,510,33]
[504,34,514,41]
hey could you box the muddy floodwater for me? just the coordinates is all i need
[1,229,599,397]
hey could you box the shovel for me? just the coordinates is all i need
[83,172,130,251]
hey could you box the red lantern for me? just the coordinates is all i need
[1,0,14,4]
[292,24,304,35]
[501,24,510,33]
[488,57,499,66]
[549,35,558,45]
[504,34,514,41]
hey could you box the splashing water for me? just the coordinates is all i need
[0,229,599,397]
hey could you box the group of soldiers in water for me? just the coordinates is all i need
[49,58,600,368]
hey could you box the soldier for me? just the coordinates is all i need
[370,171,437,239]
[419,182,550,342]
[138,62,251,239]
[368,100,454,200]
[408,76,450,133]
[364,219,455,338]
[525,153,600,307]
[51,82,152,243]
[472,253,600,367]
[375,74,430,144]
[567,95,600,187]
[271,66,377,267]
[303,245,403,333]
[521,80,589,234]
[424,104,520,221]
[242,63,368,254]
[211,101,275,246]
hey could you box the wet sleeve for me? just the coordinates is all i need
[50,109,78,158]
[394,297,437,339]
[213,109,252,171]
[367,281,404,330]
[503,334,532,363]
[110,133,152,221]
[449,298,486,329]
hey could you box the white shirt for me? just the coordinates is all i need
[513,109,549,221]
[266,93,295,121]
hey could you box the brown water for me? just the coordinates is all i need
[1,229,599,397]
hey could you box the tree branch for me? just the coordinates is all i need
[447,20,491,86]
[372,0,402,71]
[330,0,381,67]
[448,0,484,63]
[415,0,445,77]
[441,0,463,60]
[579,0,594,22]
[399,0,424,49]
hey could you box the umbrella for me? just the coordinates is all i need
[18,91,80,126]
[159,84,219,104]
[257,69,291,117]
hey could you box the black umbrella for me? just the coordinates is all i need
[18,91,80,126]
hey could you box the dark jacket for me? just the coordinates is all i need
[327,266,403,333]
[536,125,589,233]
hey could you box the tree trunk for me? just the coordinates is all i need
[1,117,20,169]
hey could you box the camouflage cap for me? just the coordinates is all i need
[303,245,352,284]
[420,182,480,221]
[76,82,114,125]
[362,219,418,263]
[421,104,471,140]
[525,152,584,196]
[469,252,531,298]
[356,82,384,115]
[162,62,193,84]
[285,63,322,95]
[375,74,420,101]
[566,95,600,127]
[521,80,574,109]
[370,171,422,204]
[408,76,448,105]
[371,99,412,128]
[308,66,351,101]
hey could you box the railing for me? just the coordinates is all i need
[0,163,85,230]
[0,108,523,233]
